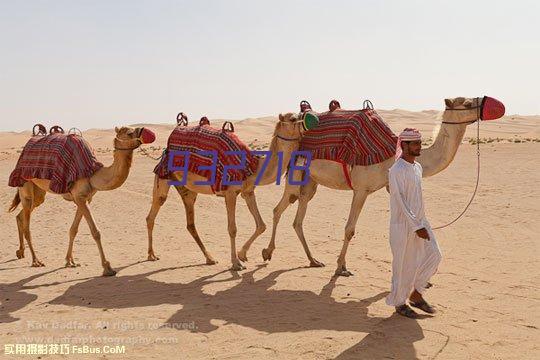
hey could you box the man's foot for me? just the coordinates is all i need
[410,299,436,314]
[395,304,418,318]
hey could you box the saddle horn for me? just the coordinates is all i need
[68,127,83,136]
[329,100,341,111]
[222,121,234,132]
[176,112,188,126]
[199,116,210,126]
[49,125,65,134]
[32,124,47,136]
[363,100,374,110]
[300,100,312,113]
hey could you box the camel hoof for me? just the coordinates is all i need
[237,250,248,262]
[147,253,160,261]
[262,248,272,261]
[230,263,246,271]
[309,259,325,268]
[206,257,218,265]
[31,260,45,267]
[16,249,25,259]
[102,268,117,277]
[65,261,80,268]
[102,262,117,276]
[335,269,354,277]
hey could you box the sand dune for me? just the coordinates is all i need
[0,110,538,359]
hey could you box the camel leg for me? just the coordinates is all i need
[224,191,245,271]
[335,190,368,277]
[19,183,44,267]
[146,177,170,261]
[238,190,266,262]
[74,197,115,276]
[262,180,301,261]
[176,186,217,265]
[15,210,25,259]
[292,179,325,267]
[65,208,83,267]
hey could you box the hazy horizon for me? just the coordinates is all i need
[1,0,538,131]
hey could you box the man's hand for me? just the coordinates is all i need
[416,228,430,241]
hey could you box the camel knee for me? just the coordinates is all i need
[91,230,101,241]
[146,215,154,227]
[186,223,197,234]
[228,225,237,238]
[257,222,267,235]
[69,225,78,238]
[345,227,355,241]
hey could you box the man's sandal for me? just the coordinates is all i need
[410,300,436,314]
[395,304,418,318]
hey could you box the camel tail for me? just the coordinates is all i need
[8,191,20,212]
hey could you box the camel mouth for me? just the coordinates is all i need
[481,96,505,121]
[139,127,156,144]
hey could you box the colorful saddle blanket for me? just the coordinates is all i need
[300,109,398,166]
[9,133,103,194]
[154,125,259,192]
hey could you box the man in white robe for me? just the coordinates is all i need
[386,128,442,318]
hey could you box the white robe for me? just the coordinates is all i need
[385,158,442,307]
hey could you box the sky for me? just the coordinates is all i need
[0,0,538,131]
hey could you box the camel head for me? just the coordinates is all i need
[113,126,156,150]
[443,96,505,124]
[275,112,319,141]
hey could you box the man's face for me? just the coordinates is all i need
[403,140,422,157]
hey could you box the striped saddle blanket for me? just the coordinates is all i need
[154,125,259,192]
[9,133,103,194]
[300,109,398,166]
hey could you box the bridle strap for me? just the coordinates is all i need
[276,134,300,142]
[441,97,482,125]
[442,119,479,125]
[114,137,142,150]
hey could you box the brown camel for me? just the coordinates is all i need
[146,113,312,270]
[241,96,505,276]
[8,126,155,276]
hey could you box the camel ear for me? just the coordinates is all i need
[279,113,284,122]
[115,126,120,133]
[444,99,453,109]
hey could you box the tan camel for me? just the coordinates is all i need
[8,126,155,276]
[243,96,504,276]
[146,113,310,271]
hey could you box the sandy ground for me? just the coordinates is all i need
[0,110,539,359]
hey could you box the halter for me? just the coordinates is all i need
[275,116,307,142]
[432,97,482,230]
[114,130,143,151]
[441,97,482,125]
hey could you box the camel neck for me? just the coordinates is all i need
[416,117,467,177]
[254,136,299,186]
[90,149,134,191]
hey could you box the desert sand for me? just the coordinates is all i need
[0,109,538,359]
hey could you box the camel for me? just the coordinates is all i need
[146,113,314,270]
[241,96,504,276]
[8,126,156,276]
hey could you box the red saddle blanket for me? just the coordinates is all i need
[9,133,103,194]
[300,109,398,166]
[154,125,259,192]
